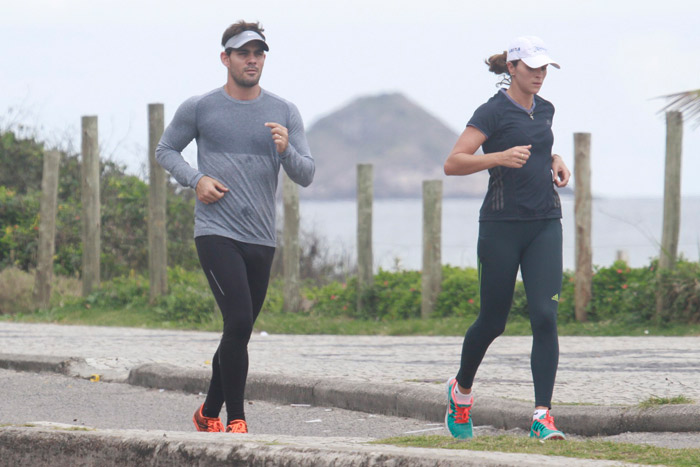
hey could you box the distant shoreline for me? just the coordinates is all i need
[296,193,700,201]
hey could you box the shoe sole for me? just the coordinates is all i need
[531,432,566,440]
[444,377,453,434]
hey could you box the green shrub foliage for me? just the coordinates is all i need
[304,262,700,324]
[0,130,199,277]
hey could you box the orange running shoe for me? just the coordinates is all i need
[193,404,224,433]
[226,419,248,433]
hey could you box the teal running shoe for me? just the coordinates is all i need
[445,377,473,439]
[529,411,566,440]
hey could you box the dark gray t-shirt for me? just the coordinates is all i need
[468,89,561,221]
[156,87,315,247]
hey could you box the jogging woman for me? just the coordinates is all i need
[443,36,570,441]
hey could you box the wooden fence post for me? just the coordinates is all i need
[283,173,301,313]
[421,180,442,318]
[357,164,373,313]
[81,116,100,296]
[148,103,168,302]
[33,150,60,309]
[658,111,683,270]
[656,111,683,315]
[574,132,592,322]
[615,250,629,264]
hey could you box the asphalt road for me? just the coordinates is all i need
[0,369,445,438]
[2,369,700,450]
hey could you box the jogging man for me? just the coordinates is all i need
[156,20,315,434]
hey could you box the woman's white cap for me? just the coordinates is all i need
[506,36,559,69]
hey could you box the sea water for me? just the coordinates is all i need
[293,197,700,271]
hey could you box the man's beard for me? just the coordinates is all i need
[232,70,261,88]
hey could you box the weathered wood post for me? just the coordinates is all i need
[148,103,168,302]
[574,132,592,322]
[81,116,100,296]
[658,111,683,270]
[357,164,373,313]
[33,150,60,309]
[421,180,442,318]
[615,250,629,264]
[656,111,683,315]
[283,173,301,313]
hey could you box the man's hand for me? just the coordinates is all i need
[265,122,289,154]
[551,154,570,187]
[195,176,228,204]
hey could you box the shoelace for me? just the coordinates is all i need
[227,420,247,433]
[207,419,225,432]
[538,414,557,430]
[453,403,472,424]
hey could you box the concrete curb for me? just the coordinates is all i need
[0,353,80,375]
[128,362,700,436]
[4,354,700,436]
[0,424,650,467]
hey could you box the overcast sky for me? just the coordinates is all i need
[3,0,699,198]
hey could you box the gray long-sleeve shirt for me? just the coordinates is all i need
[156,87,315,247]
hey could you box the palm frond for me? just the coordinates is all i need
[657,89,700,129]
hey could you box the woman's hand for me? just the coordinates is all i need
[551,154,570,187]
[501,145,532,168]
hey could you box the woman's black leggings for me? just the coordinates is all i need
[195,235,275,424]
[456,219,562,408]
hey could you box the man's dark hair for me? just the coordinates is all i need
[222,21,266,54]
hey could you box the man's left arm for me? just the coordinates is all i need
[266,104,315,187]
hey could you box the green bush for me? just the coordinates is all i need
[368,269,422,320]
[556,262,656,324]
[3,258,699,329]
[306,277,357,318]
[0,129,200,278]
[262,279,285,314]
[0,187,40,270]
[589,261,656,323]
[84,273,149,308]
[0,267,35,314]
[434,266,480,318]
[303,261,700,325]
[153,267,216,324]
[656,260,700,323]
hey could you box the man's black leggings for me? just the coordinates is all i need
[195,235,275,424]
[456,219,562,408]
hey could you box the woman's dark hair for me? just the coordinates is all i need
[485,51,519,86]
[221,21,266,54]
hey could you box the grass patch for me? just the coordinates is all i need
[638,395,695,409]
[3,266,700,337]
[377,434,700,467]
[3,300,223,332]
[7,305,700,337]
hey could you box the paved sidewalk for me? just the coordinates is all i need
[2,322,698,466]
[2,322,700,405]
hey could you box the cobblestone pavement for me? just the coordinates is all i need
[2,322,699,406]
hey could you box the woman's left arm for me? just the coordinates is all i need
[551,154,570,187]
